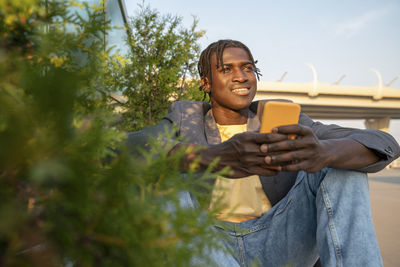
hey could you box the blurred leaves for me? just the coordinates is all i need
[0,0,222,266]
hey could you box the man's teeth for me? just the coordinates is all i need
[232,88,248,93]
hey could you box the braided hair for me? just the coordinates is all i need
[197,39,261,99]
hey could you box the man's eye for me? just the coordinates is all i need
[244,65,254,72]
[222,67,231,73]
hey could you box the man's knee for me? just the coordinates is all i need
[323,168,368,186]
[301,168,368,196]
[316,168,370,205]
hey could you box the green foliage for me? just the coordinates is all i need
[111,3,206,131]
[0,0,223,266]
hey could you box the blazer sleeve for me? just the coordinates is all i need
[126,102,182,156]
[299,113,400,173]
[126,119,178,156]
[126,100,211,156]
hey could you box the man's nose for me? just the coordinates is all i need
[232,69,248,82]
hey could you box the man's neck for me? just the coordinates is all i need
[212,107,249,125]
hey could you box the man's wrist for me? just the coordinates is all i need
[320,140,338,168]
[322,138,379,169]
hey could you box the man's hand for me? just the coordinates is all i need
[262,124,379,173]
[261,124,331,173]
[176,131,289,178]
[174,124,379,178]
[203,131,291,178]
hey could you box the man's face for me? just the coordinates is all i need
[203,47,257,113]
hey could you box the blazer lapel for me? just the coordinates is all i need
[204,109,221,145]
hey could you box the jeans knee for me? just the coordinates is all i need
[320,168,370,197]
[325,168,368,183]
[303,168,368,195]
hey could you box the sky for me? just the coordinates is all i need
[124,0,400,142]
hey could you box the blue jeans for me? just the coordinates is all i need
[182,168,383,267]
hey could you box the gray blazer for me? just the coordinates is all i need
[127,100,400,206]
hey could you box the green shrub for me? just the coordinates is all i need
[0,1,222,266]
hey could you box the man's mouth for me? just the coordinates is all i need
[232,88,250,96]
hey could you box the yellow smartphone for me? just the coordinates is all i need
[260,101,301,169]
[260,101,301,134]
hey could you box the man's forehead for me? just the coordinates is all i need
[211,47,252,65]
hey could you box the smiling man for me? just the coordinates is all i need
[202,46,257,125]
[128,39,400,267]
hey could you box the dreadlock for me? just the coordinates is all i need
[197,39,262,99]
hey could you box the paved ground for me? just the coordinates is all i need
[368,168,400,267]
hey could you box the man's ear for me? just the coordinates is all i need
[200,77,210,93]
[201,77,210,93]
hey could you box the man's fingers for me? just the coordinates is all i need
[279,162,304,172]
[264,139,299,152]
[275,124,312,136]
[265,135,319,152]
[266,150,314,165]
[254,132,288,144]
[241,155,274,165]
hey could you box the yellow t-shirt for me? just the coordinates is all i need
[209,124,272,223]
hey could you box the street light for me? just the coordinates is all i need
[385,75,400,87]
[333,74,346,85]
[306,63,318,97]
[369,68,383,100]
